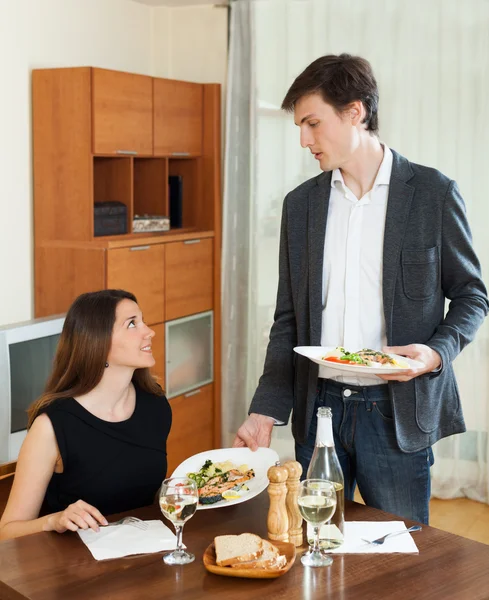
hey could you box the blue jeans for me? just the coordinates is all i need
[295,379,434,524]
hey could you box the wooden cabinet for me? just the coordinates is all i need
[92,68,153,155]
[33,67,222,464]
[154,79,203,156]
[165,239,213,321]
[32,67,93,242]
[35,246,106,317]
[106,245,165,325]
[166,385,214,474]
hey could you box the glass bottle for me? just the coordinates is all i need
[306,407,345,549]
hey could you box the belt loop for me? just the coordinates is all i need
[364,386,371,410]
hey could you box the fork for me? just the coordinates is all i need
[362,525,422,545]
[104,516,149,531]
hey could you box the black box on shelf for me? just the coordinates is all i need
[168,175,183,228]
[94,201,128,237]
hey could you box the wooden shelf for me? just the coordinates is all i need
[134,157,168,221]
[94,229,214,248]
[169,157,203,230]
[93,157,132,236]
[35,229,214,249]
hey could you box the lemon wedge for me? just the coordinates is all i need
[222,490,241,501]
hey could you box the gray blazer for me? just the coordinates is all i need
[249,150,489,452]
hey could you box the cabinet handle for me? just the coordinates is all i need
[171,152,190,157]
[184,239,201,245]
[116,150,138,155]
[184,389,201,398]
[130,245,151,251]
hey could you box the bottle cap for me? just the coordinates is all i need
[317,406,333,418]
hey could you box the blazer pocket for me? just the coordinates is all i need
[401,246,440,300]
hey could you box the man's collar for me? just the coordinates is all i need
[330,144,393,189]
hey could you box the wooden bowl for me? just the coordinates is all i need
[203,539,296,579]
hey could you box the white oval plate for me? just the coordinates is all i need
[294,346,424,375]
[170,447,279,510]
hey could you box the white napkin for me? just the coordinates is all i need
[77,520,179,560]
[325,521,419,554]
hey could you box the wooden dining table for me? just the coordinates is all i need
[1,492,489,600]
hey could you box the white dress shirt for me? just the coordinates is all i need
[318,145,393,386]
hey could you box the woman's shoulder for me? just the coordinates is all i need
[38,397,77,418]
[30,412,56,436]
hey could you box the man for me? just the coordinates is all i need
[233,54,488,524]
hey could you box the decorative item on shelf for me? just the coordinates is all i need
[133,215,170,233]
[168,175,183,228]
[283,460,304,547]
[267,462,289,542]
[94,201,128,237]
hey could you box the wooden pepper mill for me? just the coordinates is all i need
[267,462,289,542]
[283,460,303,547]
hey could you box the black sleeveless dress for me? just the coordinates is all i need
[41,386,172,516]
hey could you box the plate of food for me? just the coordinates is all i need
[294,346,424,375]
[203,533,296,579]
[170,447,280,510]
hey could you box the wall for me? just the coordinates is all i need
[151,4,227,84]
[0,0,155,326]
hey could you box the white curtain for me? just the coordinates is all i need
[222,0,489,502]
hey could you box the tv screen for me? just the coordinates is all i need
[9,334,60,433]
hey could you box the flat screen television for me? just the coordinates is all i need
[0,314,65,463]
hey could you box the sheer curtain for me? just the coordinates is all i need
[222,0,489,502]
[221,0,255,446]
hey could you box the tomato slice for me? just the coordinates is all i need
[324,357,358,365]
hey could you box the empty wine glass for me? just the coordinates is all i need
[159,477,199,565]
[297,479,337,567]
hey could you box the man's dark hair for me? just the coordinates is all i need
[281,53,379,134]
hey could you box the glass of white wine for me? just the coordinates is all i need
[159,477,199,565]
[298,479,337,567]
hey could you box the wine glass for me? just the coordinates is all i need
[297,479,337,567]
[159,477,199,565]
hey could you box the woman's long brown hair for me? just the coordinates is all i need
[27,289,163,427]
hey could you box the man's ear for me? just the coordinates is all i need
[349,101,364,126]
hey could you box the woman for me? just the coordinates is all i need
[0,290,171,540]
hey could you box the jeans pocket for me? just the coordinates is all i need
[372,400,394,422]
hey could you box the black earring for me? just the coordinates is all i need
[105,362,109,368]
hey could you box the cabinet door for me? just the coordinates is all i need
[106,244,165,325]
[153,79,203,156]
[166,385,214,474]
[92,68,153,155]
[165,239,213,321]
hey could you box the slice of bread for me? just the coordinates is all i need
[214,533,263,567]
[230,539,287,570]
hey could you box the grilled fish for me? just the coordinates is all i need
[199,469,255,504]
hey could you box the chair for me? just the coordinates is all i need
[0,461,16,518]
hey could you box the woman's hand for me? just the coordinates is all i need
[43,500,108,533]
